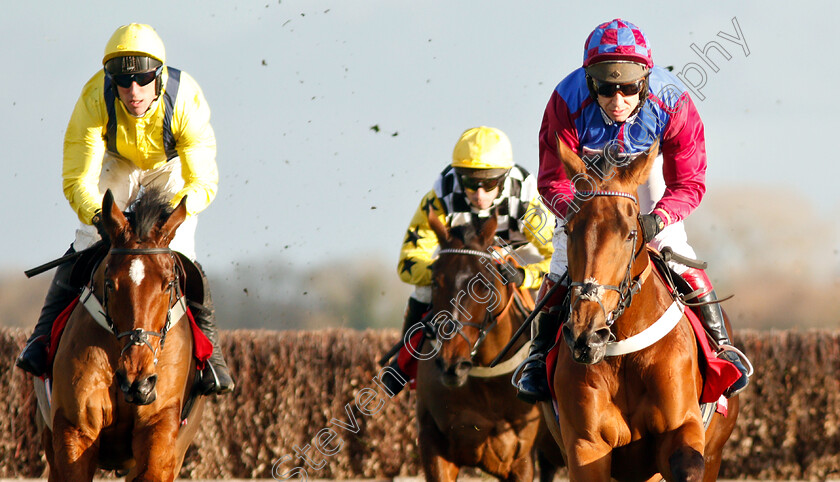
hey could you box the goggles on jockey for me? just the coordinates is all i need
[110,66,161,88]
[460,173,507,192]
[593,78,644,97]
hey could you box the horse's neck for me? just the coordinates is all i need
[612,258,674,339]
[479,286,529,362]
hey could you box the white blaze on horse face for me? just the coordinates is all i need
[129,258,146,286]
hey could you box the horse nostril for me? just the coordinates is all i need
[592,328,611,346]
[142,374,158,393]
[455,361,472,376]
[115,370,130,393]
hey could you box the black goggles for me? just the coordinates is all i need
[110,67,161,89]
[594,79,644,97]
[460,174,507,191]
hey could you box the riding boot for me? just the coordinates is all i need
[682,267,749,397]
[191,262,235,395]
[515,274,568,404]
[381,296,431,396]
[16,247,78,377]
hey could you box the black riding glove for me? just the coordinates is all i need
[639,213,665,243]
[497,262,526,287]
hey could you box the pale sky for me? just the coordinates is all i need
[1,0,837,280]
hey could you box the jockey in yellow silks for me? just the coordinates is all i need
[381,126,554,395]
[17,23,233,395]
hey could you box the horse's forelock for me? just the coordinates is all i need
[130,187,174,241]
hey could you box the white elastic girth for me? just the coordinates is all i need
[604,300,684,357]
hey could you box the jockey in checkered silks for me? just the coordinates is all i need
[16,23,234,396]
[379,126,555,396]
[514,18,750,404]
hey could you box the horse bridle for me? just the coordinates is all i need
[96,246,186,365]
[432,248,526,359]
[567,190,647,327]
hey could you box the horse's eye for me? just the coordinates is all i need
[104,279,115,291]
[562,224,570,235]
[628,230,638,241]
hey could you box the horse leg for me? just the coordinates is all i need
[702,395,740,482]
[502,452,535,482]
[49,414,99,482]
[658,423,706,482]
[564,440,611,482]
[666,446,704,482]
[42,427,55,480]
[417,410,460,482]
[126,410,181,482]
[536,448,560,482]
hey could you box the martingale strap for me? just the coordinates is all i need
[80,285,187,334]
[604,299,684,356]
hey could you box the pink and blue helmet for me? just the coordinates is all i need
[583,19,653,83]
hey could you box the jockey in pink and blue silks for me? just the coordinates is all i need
[514,18,749,404]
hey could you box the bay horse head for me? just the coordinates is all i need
[425,211,516,388]
[97,188,188,405]
[557,138,659,365]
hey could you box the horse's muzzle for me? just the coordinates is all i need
[562,323,610,365]
[116,370,158,405]
[435,357,472,388]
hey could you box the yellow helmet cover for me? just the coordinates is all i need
[452,126,514,170]
[103,23,166,65]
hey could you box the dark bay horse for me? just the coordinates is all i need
[546,140,739,481]
[414,211,559,481]
[44,188,205,481]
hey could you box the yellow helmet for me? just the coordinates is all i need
[451,126,514,171]
[102,23,166,66]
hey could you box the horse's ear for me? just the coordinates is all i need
[616,140,659,189]
[101,189,128,238]
[427,208,449,245]
[556,135,587,179]
[159,196,188,246]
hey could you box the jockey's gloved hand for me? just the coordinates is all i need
[91,210,109,241]
[639,213,665,243]
[497,262,526,287]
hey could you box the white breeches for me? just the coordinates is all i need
[72,154,198,261]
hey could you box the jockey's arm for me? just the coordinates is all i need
[397,191,445,286]
[518,196,555,290]
[168,72,218,217]
[654,91,707,225]
[62,74,110,226]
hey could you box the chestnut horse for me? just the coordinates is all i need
[44,188,205,481]
[414,212,559,481]
[546,140,739,481]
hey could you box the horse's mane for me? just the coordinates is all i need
[125,187,174,240]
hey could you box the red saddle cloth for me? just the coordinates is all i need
[46,296,213,378]
[544,292,741,411]
[396,330,425,390]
